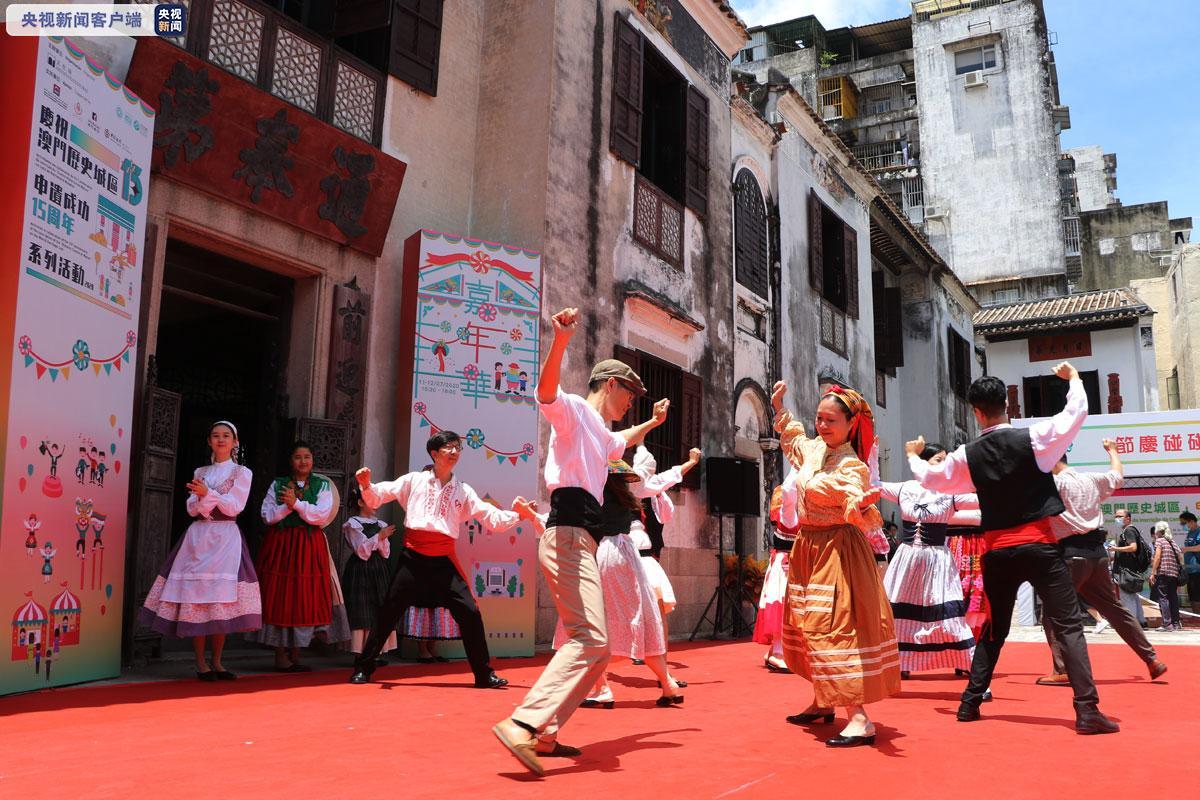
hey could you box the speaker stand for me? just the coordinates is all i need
[689,514,755,641]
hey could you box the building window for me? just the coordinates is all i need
[820,300,848,356]
[387,0,444,95]
[734,169,769,298]
[1024,370,1102,416]
[954,43,997,75]
[610,14,709,217]
[614,346,704,488]
[948,327,972,401]
[808,188,859,318]
[873,271,904,373]
[990,287,1021,305]
[817,76,857,121]
[736,300,766,340]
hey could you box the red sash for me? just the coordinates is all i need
[404,529,468,583]
[983,518,1056,552]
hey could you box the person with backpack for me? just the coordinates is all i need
[1110,509,1150,627]
[1150,521,1185,631]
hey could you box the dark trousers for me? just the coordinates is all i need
[355,548,493,682]
[963,543,1099,715]
[1187,572,1200,605]
[1156,575,1181,626]
[1045,555,1156,673]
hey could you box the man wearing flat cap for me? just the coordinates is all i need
[493,307,668,776]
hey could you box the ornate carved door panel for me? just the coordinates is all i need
[297,417,350,567]
[126,384,181,656]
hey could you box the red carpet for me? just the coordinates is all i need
[1,640,1197,799]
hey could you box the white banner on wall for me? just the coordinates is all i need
[1015,408,1200,477]
[1,37,153,695]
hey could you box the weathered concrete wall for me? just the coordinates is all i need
[913,0,1065,288]
[1078,202,1171,293]
[985,324,1155,414]
[528,1,736,640]
[364,0,488,478]
[1066,145,1116,212]
[1167,245,1200,409]
[1129,276,1175,409]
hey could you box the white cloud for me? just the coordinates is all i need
[730,0,913,29]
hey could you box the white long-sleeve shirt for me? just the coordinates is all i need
[540,389,627,504]
[1050,468,1123,539]
[363,470,520,539]
[342,515,391,561]
[908,377,1088,495]
[261,477,333,526]
[186,460,253,519]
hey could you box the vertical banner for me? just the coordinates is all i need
[0,38,154,695]
[398,230,541,656]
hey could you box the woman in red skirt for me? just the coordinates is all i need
[253,441,349,671]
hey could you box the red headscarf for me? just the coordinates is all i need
[823,385,875,463]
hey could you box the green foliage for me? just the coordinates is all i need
[819,50,838,69]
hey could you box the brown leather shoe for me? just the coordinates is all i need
[1035,674,1070,686]
[492,720,544,776]
[1148,660,1168,680]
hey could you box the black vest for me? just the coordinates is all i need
[964,427,1064,532]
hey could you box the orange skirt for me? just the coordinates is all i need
[782,523,901,707]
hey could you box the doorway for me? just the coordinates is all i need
[153,241,294,550]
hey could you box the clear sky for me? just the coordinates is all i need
[729,0,1199,227]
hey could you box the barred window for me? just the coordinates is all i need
[734,169,769,298]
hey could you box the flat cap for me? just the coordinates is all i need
[589,359,646,396]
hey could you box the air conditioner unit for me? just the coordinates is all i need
[885,130,902,141]
[963,70,987,89]
[923,205,946,219]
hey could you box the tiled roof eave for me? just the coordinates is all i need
[975,309,1147,337]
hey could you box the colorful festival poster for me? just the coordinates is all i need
[0,37,154,695]
[397,230,541,657]
[1014,409,1200,478]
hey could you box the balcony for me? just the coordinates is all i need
[134,0,384,145]
[851,140,907,173]
[817,76,857,122]
[633,174,684,269]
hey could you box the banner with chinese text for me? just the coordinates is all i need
[396,230,541,657]
[1015,409,1200,477]
[0,37,154,695]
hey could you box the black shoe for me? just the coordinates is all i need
[954,668,970,678]
[373,658,389,668]
[581,698,615,709]
[826,734,876,747]
[348,670,372,685]
[956,702,981,722]
[196,670,218,682]
[786,710,835,725]
[655,694,684,707]
[416,657,435,664]
[631,658,645,665]
[1075,710,1120,735]
[475,673,508,689]
[900,671,911,679]
[981,689,993,703]
[214,670,238,681]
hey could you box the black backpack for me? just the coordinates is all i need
[1122,526,1152,573]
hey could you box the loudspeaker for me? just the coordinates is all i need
[705,457,760,517]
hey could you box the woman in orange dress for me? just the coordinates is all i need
[771,380,900,747]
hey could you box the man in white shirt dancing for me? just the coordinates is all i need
[348,430,528,689]
[492,307,668,776]
[907,361,1118,735]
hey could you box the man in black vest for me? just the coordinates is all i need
[907,361,1118,735]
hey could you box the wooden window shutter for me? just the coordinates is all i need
[872,272,888,370]
[613,344,641,430]
[610,14,643,166]
[885,286,904,368]
[389,0,443,96]
[734,169,769,297]
[808,189,824,294]
[684,85,710,217]
[680,371,703,489]
[335,0,391,38]
[843,223,859,319]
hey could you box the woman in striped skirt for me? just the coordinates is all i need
[873,443,980,677]
[772,381,900,748]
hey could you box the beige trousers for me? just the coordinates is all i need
[511,525,610,738]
